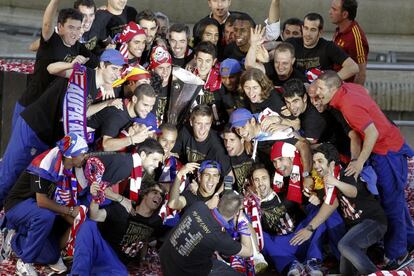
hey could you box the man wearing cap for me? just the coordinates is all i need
[2,133,89,275]
[148,45,173,125]
[70,182,165,275]
[168,160,222,212]
[112,66,152,98]
[229,108,314,191]
[116,21,147,67]
[161,191,253,276]
[220,58,249,112]
[0,49,127,210]
[87,83,157,152]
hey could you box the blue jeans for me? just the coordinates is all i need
[0,116,48,208]
[70,220,128,276]
[370,143,414,259]
[338,219,387,275]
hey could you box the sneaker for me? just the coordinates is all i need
[305,258,323,276]
[0,228,15,260]
[287,260,305,276]
[48,257,67,274]
[16,258,38,276]
[253,252,268,274]
[383,252,411,270]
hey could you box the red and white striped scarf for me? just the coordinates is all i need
[271,142,303,204]
[130,153,143,202]
[243,193,264,251]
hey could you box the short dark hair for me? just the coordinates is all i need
[275,42,295,56]
[282,17,303,31]
[155,11,169,26]
[218,191,243,218]
[137,182,166,205]
[194,41,217,60]
[282,78,307,99]
[223,124,239,136]
[233,12,256,28]
[73,0,96,11]
[190,104,213,121]
[249,163,269,179]
[341,0,358,21]
[58,8,83,25]
[169,23,190,39]
[134,83,157,101]
[159,123,177,133]
[193,17,220,47]
[313,143,340,165]
[137,138,164,156]
[136,9,157,25]
[304,12,324,30]
[318,70,342,90]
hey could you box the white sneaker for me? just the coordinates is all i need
[48,257,67,274]
[253,252,268,273]
[0,228,15,260]
[16,258,38,276]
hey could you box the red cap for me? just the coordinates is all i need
[148,46,172,70]
[118,21,146,44]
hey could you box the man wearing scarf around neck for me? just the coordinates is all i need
[2,133,88,276]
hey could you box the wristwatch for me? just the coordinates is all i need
[306,224,315,232]
[302,171,310,178]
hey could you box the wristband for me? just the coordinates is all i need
[305,224,315,232]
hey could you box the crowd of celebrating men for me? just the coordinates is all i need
[0,0,413,275]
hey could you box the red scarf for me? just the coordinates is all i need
[194,63,222,92]
[271,142,303,204]
[130,152,143,202]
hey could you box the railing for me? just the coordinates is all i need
[395,121,414,127]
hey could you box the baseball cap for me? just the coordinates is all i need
[220,58,242,77]
[100,49,128,66]
[112,66,151,87]
[133,112,160,134]
[229,108,255,129]
[199,160,222,174]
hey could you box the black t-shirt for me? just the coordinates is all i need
[223,42,246,64]
[88,6,138,55]
[336,173,387,227]
[260,194,297,236]
[230,153,253,193]
[19,31,98,107]
[159,202,242,276]
[87,102,132,139]
[319,108,352,157]
[298,102,327,142]
[98,202,163,264]
[182,190,213,208]
[152,85,169,125]
[286,37,348,74]
[264,62,307,87]
[172,126,232,176]
[171,50,194,68]
[4,172,56,212]
[249,89,284,114]
[21,68,99,146]
[194,86,228,128]
[97,153,134,184]
[221,87,250,111]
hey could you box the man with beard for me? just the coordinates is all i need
[116,21,147,67]
[136,9,160,67]
[220,58,249,112]
[222,126,253,193]
[286,13,359,81]
[87,84,157,152]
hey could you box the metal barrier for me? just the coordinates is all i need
[395,121,414,127]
